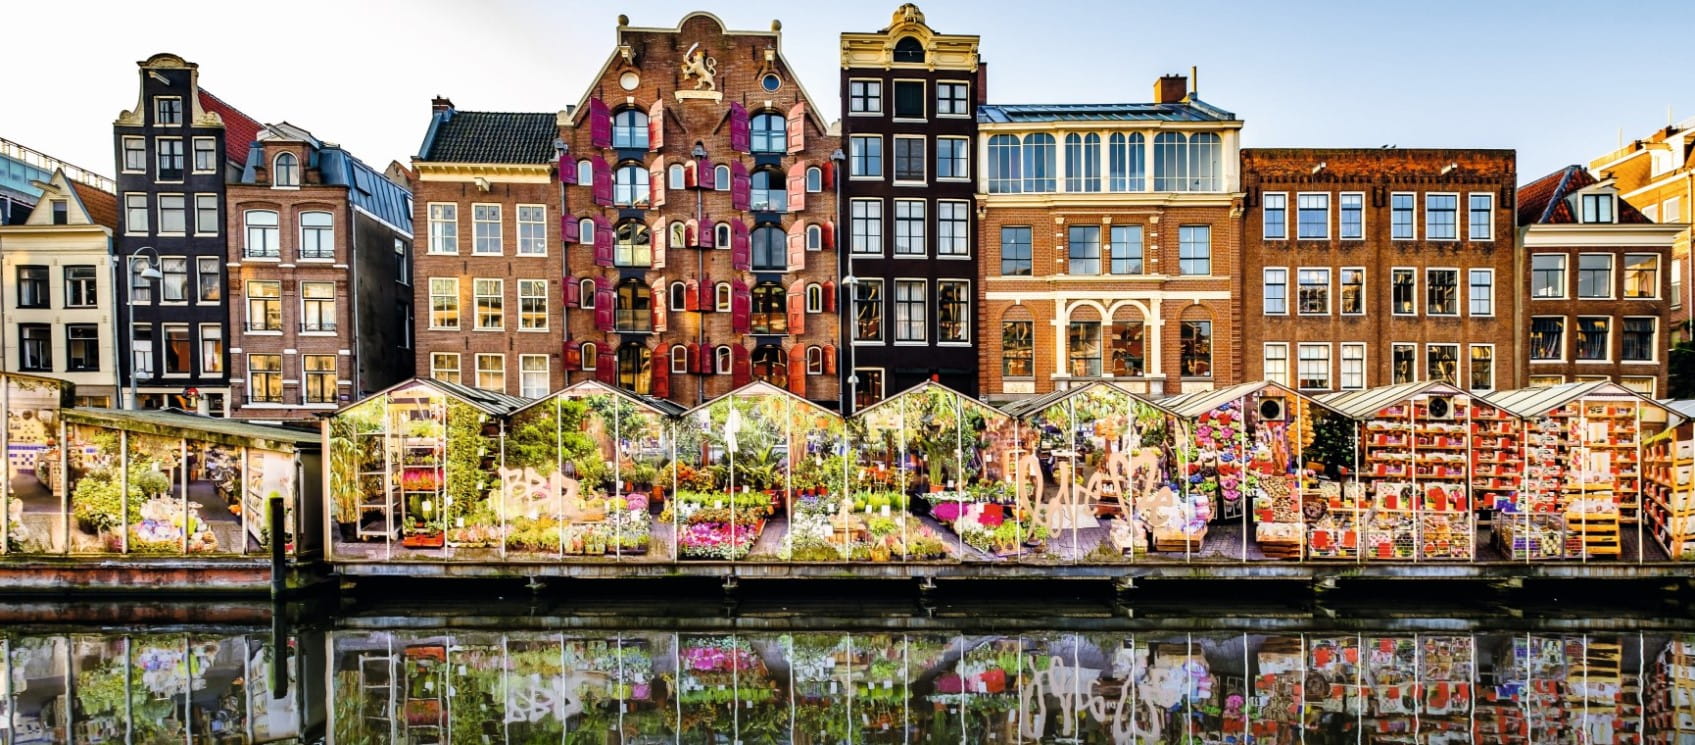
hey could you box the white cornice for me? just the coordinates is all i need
[1520,223,1685,247]
[978,191,1243,208]
[414,162,551,183]
[978,120,1243,134]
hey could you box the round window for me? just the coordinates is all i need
[760,73,781,92]
[619,71,640,91]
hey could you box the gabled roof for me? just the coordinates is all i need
[197,89,262,167]
[69,179,118,230]
[1517,165,1653,225]
[998,381,1161,419]
[682,380,839,419]
[853,380,1009,422]
[63,407,318,452]
[510,379,687,419]
[1486,380,1683,422]
[1159,380,1338,418]
[351,377,533,417]
[978,100,1237,124]
[1315,381,1476,420]
[418,109,556,164]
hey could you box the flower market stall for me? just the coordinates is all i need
[1486,381,1683,561]
[1645,400,1694,560]
[1,372,72,554]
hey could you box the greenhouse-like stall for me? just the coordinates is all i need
[1,372,73,554]
[1646,400,1694,560]
[1160,381,1355,561]
[1318,382,1520,562]
[1486,381,1683,561]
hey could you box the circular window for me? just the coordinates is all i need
[619,71,640,91]
[760,73,781,92]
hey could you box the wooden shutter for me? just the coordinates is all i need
[787,282,805,335]
[649,156,666,207]
[699,217,715,249]
[560,214,579,244]
[589,98,611,148]
[594,286,614,332]
[822,343,837,375]
[596,356,615,385]
[651,344,670,398]
[786,219,805,272]
[729,102,750,153]
[698,159,716,189]
[698,274,713,312]
[591,158,612,206]
[730,220,750,271]
[821,160,835,190]
[563,276,580,308]
[687,342,703,373]
[731,343,751,387]
[558,154,576,184]
[648,99,665,151]
[561,340,581,371]
[731,279,750,334]
[593,216,613,266]
[651,217,666,270]
[787,161,806,212]
[685,219,699,248]
[786,102,806,155]
[683,159,699,189]
[684,279,700,312]
[730,160,750,211]
[787,346,807,396]
[651,279,667,332]
[820,219,835,251]
[822,280,836,313]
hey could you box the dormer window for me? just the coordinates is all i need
[893,36,925,63]
[1581,193,1615,223]
[273,152,300,188]
[155,97,183,126]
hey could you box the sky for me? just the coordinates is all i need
[5,0,1690,185]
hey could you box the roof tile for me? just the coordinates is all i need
[1517,165,1654,225]
[421,110,556,163]
[69,181,118,230]
[198,89,263,167]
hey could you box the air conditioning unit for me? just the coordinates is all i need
[1425,396,1454,420]
[1258,396,1287,422]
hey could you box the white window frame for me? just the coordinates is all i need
[474,353,506,392]
[1339,191,1365,240]
[1424,192,1459,241]
[893,278,927,345]
[517,278,549,332]
[935,81,970,118]
[1424,267,1461,317]
[1340,343,1366,390]
[271,152,300,189]
[161,323,192,376]
[1529,316,1566,362]
[891,78,927,121]
[194,194,218,236]
[1467,192,1494,241]
[155,137,185,182]
[199,323,223,374]
[472,203,502,256]
[936,136,971,182]
[1262,267,1288,315]
[1338,266,1365,316]
[847,78,883,116]
[1296,267,1331,316]
[805,284,823,314]
[1623,253,1660,299]
[1296,343,1331,391]
[122,137,147,173]
[1390,267,1417,317]
[936,279,971,345]
[1262,192,1287,240]
[298,210,335,260]
[516,204,547,256]
[1621,315,1659,363]
[1390,191,1416,240]
[849,135,883,180]
[850,198,884,256]
[714,283,732,313]
[936,200,970,258]
[154,96,183,125]
[518,354,549,399]
[474,278,504,331]
[1468,343,1495,392]
[192,137,217,174]
[1425,342,1461,385]
[429,277,459,330]
[125,193,148,234]
[669,345,689,375]
[1262,342,1290,386]
[892,199,926,257]
[427,203,458,255]
[1467,268,1494,317]
[1295,192,1330,240]
[1530,253,1567,300]
[1577,253,1615,299]
[714,346,732,374]
[156,194,187,236]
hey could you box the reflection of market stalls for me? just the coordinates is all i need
[1486,381,1683,561]
[1,372,73,554]
[1646,400,1694,560]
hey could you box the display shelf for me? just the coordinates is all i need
[1646,638,1695,743]
[1645,434,1695,560]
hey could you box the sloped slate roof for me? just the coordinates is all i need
[978,99,1236,124]
[420,110,556,163]
[1517,165,1654,225]
[198,89,262,167]
[68,180,118,230]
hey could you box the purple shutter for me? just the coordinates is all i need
[560,214,579,244]
[589,98,611,148]
[593,216,613,266]
[698,274,713,312]
[731,280,750,334]
[594,295,614,331]
[558,155,576,184]
[563,276,580,308]
[729,102,750,153]
[698,159,715,190]
[731,160,750,211]
[699,217,715,249]
[591,158,612,206]
[730,219,750,271]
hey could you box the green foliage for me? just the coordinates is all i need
[71,463,171,532]
[444,401,491,524]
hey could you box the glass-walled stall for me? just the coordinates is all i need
[1646,400,1694,560]
[1,372,73,555]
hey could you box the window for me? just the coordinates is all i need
[1622,318,1656,361]
[612,108,649,149]
[467,204,501,254]
[156,138,184,180]
[1529,317,1564,360]
[615,221,652,267]
[1468,346,1494,391]
[1391,269,1415,315]
[937,280,969,343]
[197,257,220,302]
[854,280,883,342]
[431,353,461,384]
[1390,193,1415,240]
[893,200,926,256]
[893,136,925,182]
[244,210,279,257]
[851,199,883,255]
[712,283,729,312]
[129,257,154,304]
[516,205,546,255]
[750,168,786,211]
[122,137,146,172]
[748,345,784,389]
[300,281,336,332]
[892,80,924,118]
[848,79,882,114]
[936,82,968,116]
[739,284,782,335]
[850,135,882,179]
[1155,133,1190,191]
[299,211,334,259]
[303,355,337,403]
[1577,254,1612,298]
[1623,254,1659,298]
[429,278,458,329]
[1531,254,1565,298]
[1339,267,1364,315]
[937,137,969,180]
[1109,225,1143,275]
[64,265,97,307]
[125,194,148,233]
[936,201,969,257]
[1391,343,1416,384]
[195,194,218,235]
[1340,344,1365,390]
[18,325,50,371]
[750,112,786,153]
[472,278,503,330]
[428,203,457,254]
[805,167,822,193]
[1187,133,1222,192]
[1002,320,1033,378]
[1263,343,1289,386]
[987,135,1021,193]
[1425,194,1457,240]
[1107,132,1146,192]
[1468,269,1493,316]
[130,325,154,378]
[804,283,822,313]
[248,355,282,403]
[894,280,926,343]
[1297,268,1330,315]
[1296,193,1330,239]
[1574,317,1610,361]
[1064,133,1101,193]
[1338,192,1363,239]
[155,97,182,125]
[1263,268,1288,315]
[51,200,67,225]
[157,194,186,234]
[16,266,47,308]
[519,355,549,399]
[713,165,730,191]
[613,164,650,207]
[668,164,686,190]
[193,138,216,173]
[714,222,731,247]
[1297,344,1331,390]
[1262,193,1287,239]
[1180,321,1212,377]
[1426,344,1459,385]
[1673,258,1684,309]
[514,279,548,331]
[1110,322,1145,377]
[1021,134,1056,192]
[670,345,690,375]
[751,225,785,271]
[893,35,925,62]
[475,354,505,392]
[1000,226,1032,276]
[272,152,299,187]
[66,325,99,372]
[1425,269,1458,316]
[199,325,222,373]
[616,279,654,332]
[245,281,281,331]
[160,257,188,302]
[1068,226,1101,275]
[805,224,823,251]
[1665,196,1683,223]
[1166,225,1206,275]
[582,344,599,372]
[1067,321,1101,377]
[1467,193,1493,240]
[1580,193,1614,223]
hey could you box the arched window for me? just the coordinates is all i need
[806,224,823,251]
[667,163,686,190]
[805,166,822,193]
[614,278,651,332]
[805,283,823,313]
[1021,133,1055,193]
[750,168,786,212]
[714,164,731,191]
[1064,133,1100,193]
[272,152,299,187]
[244,209,280,258]
[581,342,598,371]
[612,108,649,149]
[576,159,594,187]
[714,345,732,374]
[751,225,785,271]
[1108,133,1145,192]
[806,346,824,375]
[617,342,651,394]
[751,112,786,153]
[1153,132,1187,192]
[668,281,687,311]
[614,221,651,266]
[715,222,732,248]
[893,36,925,63]
[715,282,732,312]
[670,345,689,374]
[299,211,334,259]
[579,278,598,309]
[613,162,649,206]
[987,134,1021,193]
[1188,132,1221,192]
[751,344,787,387]
[578,217,597,245]
[668,221,686,249]
[751,282,786,333]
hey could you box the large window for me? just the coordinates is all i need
[612,108,649,149]
[159,257,188,302]
[244,210,279,257]
[892,81,924,119]
[16,266,47,308]
[1622,318,1656,361]
[66,325,100,372]
[850,135,882,179]
[1531,254,1565,298]
[1111,322,1145,377]
[1180,320,1212,377]
[615,221,652,267]
[518,279,548,330]
[1153,133,1187,191]
[1109,225,1143,274]
[936,82,969,116]
[751,112,786,153]
[248,355,282,403]
[1529,317,1564,360]
[429,278,458,329]
[154,96,182,125]
[1391,343,1416,384]
[1425,269,1458,316]
[987,135,1020,193]
[246,281,281,331]
[430,353,460,384]
[1339,267,1364,315]
[475,354,505,392]
[1001,226,1031,276]
[1339,192,1363,239]
[893,200,925,256]
[517,205,546,255]
[937,201,969,257]
[1297,268,1330,315]
[615,279,653,332]
[1262,193,1287,239]
[1469,345,1494,392]
[1188,133,1221,191]
[1578,254,1613,298]
[129,257,154,304]
[195,194,218,234]
[937,280,969,343]
[122,137,146,172]
[1021,133,1056,192]
[1067,226,1101,275]
[894,136,925,182]
[301,281,336,332]
[752,225,785,270]
[193,138,216,173]
[750,282,786,334]
[474,278,503,330]
[158,194,186,234]
[1468,193,1493,240]
[1391,269,1416,315]
[1340,344,1365,389]
[65,265,97,307]
[1263,344,1289,386]
[304,355,337,403]
[18,325,50,371]
[197,257,221,302]
[1390,193,1415,239]
[1064,133,1101,192]
[157,138,184,181]
[1425,193,1458,240]
[300,211,333,259]
[1575,317,1609,360]
[131,325,154,378]
[1426,344,1459,385]
[1002,320,1033,378]
[1067,321,1101,378]
[894,280,926,342]
[614,164,650,207]
[428,203,457,254]
[854,280,883,342]
[848,79,882,114]
[1468,269,1493,315]
[1296,193,1330,239]
[937,137,969,180]
[1624,254,1659,298]
[1108,133,1145,191]
[750,168,785,211]
[1178,225,1211,275]
[199,325,222,374]
[519,355,549,399]
[1297,344,1330,390]
[1263,268,1288,314]
[749,345,784,389]
[125,194,148,233]
[851,199,883,255]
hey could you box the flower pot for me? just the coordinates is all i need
[336,521,358,542]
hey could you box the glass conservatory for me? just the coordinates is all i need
[2,372,72,555]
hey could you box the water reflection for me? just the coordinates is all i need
[5,628,1692,743]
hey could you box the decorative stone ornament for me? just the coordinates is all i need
[679,43,717,92]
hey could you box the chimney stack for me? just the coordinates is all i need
[1153,74,1188,105]
[976,62,989,105]
[431,96,455,113]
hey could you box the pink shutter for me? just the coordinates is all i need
[683,159,699,189]
[787,161,806,212]
[730,160,750,211]
[822,280,836,313]
[558,155,576,184]
[560,214,579,244]
[731,280,750,334]
[651,344,670,398]
[685,219,699,248]
[729,103,750,153]
[699,217,715,248]
[649,156,666,207]
[589,98,611,149]
[822,343,837,375]
[593,216,613,266]
[652,217,666,269]
[787,282,805,335]
[591,158,612,206]
[731,344,751,387]
[730,220,750,271]
[684,279,700,312]
[651,280,667,332]
[687,342,702,373]
[786,220,805,272]
[698,159,716,190]
[594,294,614,332]
[787,346,807,397]
[786,102,806,155]
[648,99,665,151]
[564,276,580,308]
[698,274,713,312]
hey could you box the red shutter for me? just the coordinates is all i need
[731,344,751,387]
[651,279,667,332]
[687,342,702,373]
[822,280,836,313]
[562,340,581,371]
[730,160,750,211]
[698,274,713,312]
[558,155,576,184]
[589,98,611,148]
[685,219,699,248]
[648,99,665,151]
[786,102,806,155]
[596,357,616,385]
[787,161,806,212]
[699,217,716,248]
[684,279,700,312]
[729,102,750,153]
[821,160,835,190]
[651,344,670,398]
[787,346,807,396]
[821,219,835,250]
[649,156,666,207]
[698,159,716,190]
[594,278,615,331]
[592,158,612,206]
[730,220,750,271]
[564,276,580,308]
[683,159,699,189]
[731,279,750,334]
[787,282,805,335]
[822,343,837,375]
[786,220,805,272]
[593,216,613,266]
[560,214,579,244]
[652,218,667,270]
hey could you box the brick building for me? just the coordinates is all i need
[1239,149,1517,393]
[838,5,981,410]
[558,12,841,408]
[976,74,1243,401]
[226,123,414,421]
[1589,119,1695,341]
[1516,165,1681,396]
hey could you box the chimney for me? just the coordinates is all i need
[1153,74,1187,105]
[975,62,989,105]
[431,96,455,113]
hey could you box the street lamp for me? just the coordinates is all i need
[120,246,162,409]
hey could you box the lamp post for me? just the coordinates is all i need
[120,246,162,409]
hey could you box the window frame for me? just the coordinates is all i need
[298,210,335,260]
[1179,319,1213,379]
[1390,268,1417,316]
[124,193,149,234]
[192,137,217,174]
[1262,267,1288,316]
[15,265,49,309]
[1390,192,1416,240]
[892,199,926,257]
[1177,225,1211,276]
[1340,343,1366,390]
[850,198,884,256]
[474,353,506,393]
[893,278,927,345]
[1001,320,1034,379]
[891,79,926,120]
[1000,225,1032,277]
[244,280,282,332]
[935,279,970,345]
[1621,316,1658,363]
[17,323,51,372]
[1338,192,1364,240]
[428,277,460,330]
[1576,253,1614,299]
[749,111,788,154]
[1580,193,1615,224]
[853,278,885,344]
[1467,268,1494,317]
[1067,319,1102,378]
[1296,267,1331,316]
[65,324,101,372]
[518,354,550,399]
[1262,342,1290,386]
[430,352,462,384]
[1530,253,1567,299]
[156,194,187,236]
[301,354,339,404]
[64,265,98,308]
[1295,192,1330,240]
[158,256,189,304]
[1296,342,1331,391]
[1067,225,1102,276]
[122,137,147,173]
[1425,342,1461,385]
[194,193,218,236]
[1390,343,1416,384]
[1424,192,1459,241]
[847,78,883,116]
[246,354,284,403]
[1468,344,1495,392]
[517,278,549,331]
[936,200,970,258]
[1622,253,1660,299]
[1338,266,1365,316]
[892,135,926,184]
[516,204,547,256]
[271,152,300,189]
[1424,267,1460,317]
[154,96,183,126]
[1467,192,1493,241]
[1573,316,1611,362]
[935,81,970,118]
[936,136,970,182]
[299,280,337,333]
[155,137,185,182]
[1108,224,1143,275]
[1528,316,1565,362]
[1262,192,1288,240]
[473,278,504,331]
[427,203,458,255]
[243,209,280,259]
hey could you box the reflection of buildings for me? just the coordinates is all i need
[977,73,1244,402]
[1589,118,1695,341]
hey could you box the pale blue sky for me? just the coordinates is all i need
[5,0,1687,185]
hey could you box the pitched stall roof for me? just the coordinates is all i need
[1663,399,1695,421]
[1516,165,1654,225]
[978,100,1237,124]
[1485,381,1684,423]
[998,381,1162,419]
[418,110,556,163]
[353,377,534,417]
[511,379,688,419]
[682,380,841,419]
[853,380,1010,422]
[63,407,319,452]
[197,89,263,166]
[1158,380,1336,419]
[1313,381,1474,420]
